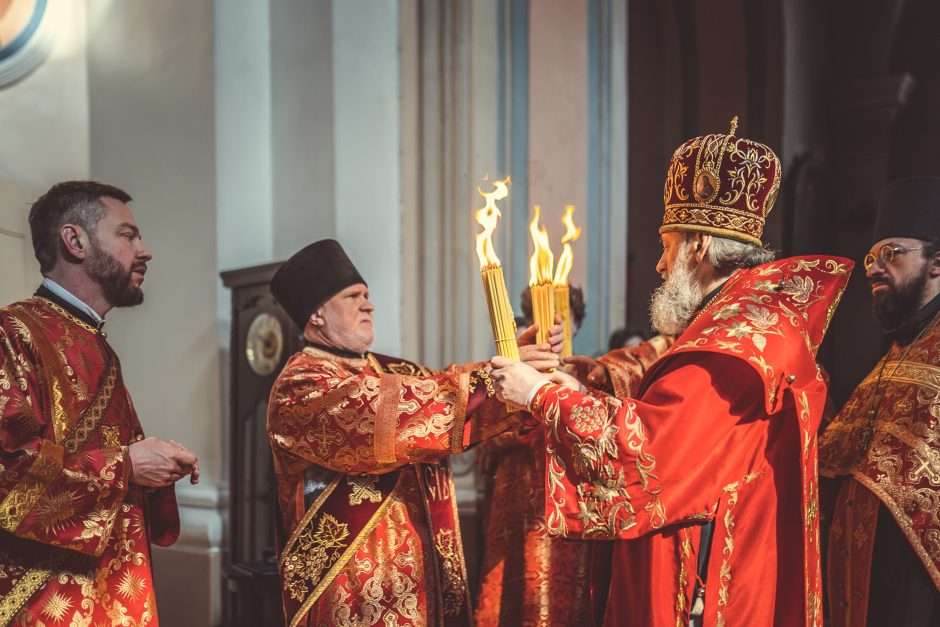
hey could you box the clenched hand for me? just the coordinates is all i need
[129,437,200,488]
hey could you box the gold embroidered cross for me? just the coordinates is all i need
[312,417,344,458]
[102,426,122,448]
[347,475,382,505]
[908,451,940,486]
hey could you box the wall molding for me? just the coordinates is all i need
[172,483,226,551]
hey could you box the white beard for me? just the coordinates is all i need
[649,243,705,336]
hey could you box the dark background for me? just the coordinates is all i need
[624,0,940,405]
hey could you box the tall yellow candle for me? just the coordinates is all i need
[474,178,519,361]
[552,205,582,358]
[528,206,555,346]
[554,285,572,358]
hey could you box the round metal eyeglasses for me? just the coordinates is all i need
[863,244,924,271]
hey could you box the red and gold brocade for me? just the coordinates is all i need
[474,337,671,627]
[819,313,940,626]
[0,297,178,626]
[267,346,511,627]
[530,256,851,627]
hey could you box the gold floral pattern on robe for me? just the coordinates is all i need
[269,347,509,626]
[475,338,671,626]
[820,313,940,624]
[0,297,178,627]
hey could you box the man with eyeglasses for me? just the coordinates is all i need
[819,176,940,626]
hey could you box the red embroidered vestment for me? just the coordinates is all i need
[819,312,940,626]
[529,256,851,626]
[267,346,510,627]
[0,296,179,626]
[475,337,672,626]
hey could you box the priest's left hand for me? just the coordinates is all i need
[490,355,549,407]
[516,316,565,354]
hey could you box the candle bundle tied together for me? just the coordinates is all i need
[528,206,555,348]
[474,178,520,362]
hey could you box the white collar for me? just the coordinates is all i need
[41,277,105,325]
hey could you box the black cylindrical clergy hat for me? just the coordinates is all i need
[271,239,367,331]
[872,176,940,243]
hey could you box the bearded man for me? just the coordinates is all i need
[266,240,560,627]
[490,119,853,626]
[819,177,940,626]
[0,181,199,625]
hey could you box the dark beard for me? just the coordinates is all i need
[871,268,927,331]
[89,243,144,307]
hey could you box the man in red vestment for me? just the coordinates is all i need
[0,181,200,625]
[491,118,852,626]
[266,240,560,627]
[819,177,940,626]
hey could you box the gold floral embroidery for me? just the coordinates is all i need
[434,529,466,617]
[62,360,117,455]
[326,501,422,626]
[32,489,81,532]
[282,513,351,601]
[40,590,73,622]
[116,571,147,601]
[675,527,693,626]
[719,138,774,212]
[664,139,698,204]
[102,426,122,448]
[820,318,940,589]
[545,443,569,537]
[569,403,607,432]
[546,391,663,539]
[715,486,738,627]
[0,439,64,532]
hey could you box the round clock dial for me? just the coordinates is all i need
[245,312,284,376]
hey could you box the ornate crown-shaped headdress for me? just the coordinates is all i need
[660,116,781,246]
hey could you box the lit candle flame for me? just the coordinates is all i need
[474,177,511,269]
[552,205,582,286]
[528,205,554,286]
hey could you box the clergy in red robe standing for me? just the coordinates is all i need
[819,177,940,626]
[491,119,853,626]
[0,182,200,626]
[266,240,560,627]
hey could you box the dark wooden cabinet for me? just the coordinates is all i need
[220,263,300,627]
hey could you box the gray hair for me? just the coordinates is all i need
[697,234,776,270]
